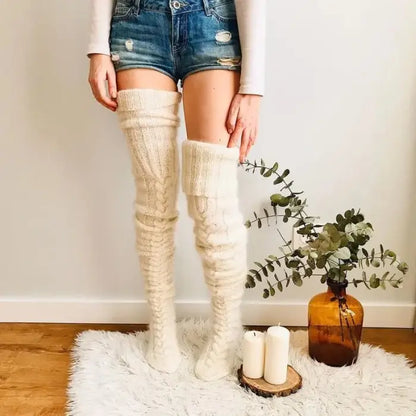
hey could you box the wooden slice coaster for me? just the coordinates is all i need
[237,364,302,398]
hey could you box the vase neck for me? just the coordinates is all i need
[327,279,348,297]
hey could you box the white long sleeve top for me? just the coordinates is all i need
[87,0,266,96]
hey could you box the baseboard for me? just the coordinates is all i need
[240,301,416,328]
[0,299,414,328]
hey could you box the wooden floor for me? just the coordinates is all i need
[0,323,414,415]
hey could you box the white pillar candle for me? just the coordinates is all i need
[242,330,265,378]
[264,324,290,384]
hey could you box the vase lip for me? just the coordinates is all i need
[327,277,348,288]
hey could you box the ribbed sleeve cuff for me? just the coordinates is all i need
[181,139,240,197]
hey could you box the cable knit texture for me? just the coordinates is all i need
[181,139,248,381]
[116,88,182,373]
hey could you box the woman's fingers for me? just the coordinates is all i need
[245,126,258,160]
[90,79,116,110]
[239,126,252,164]
[227,115,244,148]
[88,54,118,112]
[245,139,253,159]
[107,67,118,100]
[97,76,117,110]
[226,93,261,153]
[226,93,241,134]
[100,100,117,112]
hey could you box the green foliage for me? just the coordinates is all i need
[241,158,410,298]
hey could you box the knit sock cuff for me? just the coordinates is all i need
[181,139,240,197]
[116,88,182,112]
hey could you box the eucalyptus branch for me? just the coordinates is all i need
[240,158,410,297]
[242,158,322,239]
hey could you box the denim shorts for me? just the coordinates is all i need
[109,0,242,89]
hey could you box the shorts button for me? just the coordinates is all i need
[172,1,181,9]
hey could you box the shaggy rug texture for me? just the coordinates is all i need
[66,317,416,416]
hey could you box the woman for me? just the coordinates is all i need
[87,0,266,381]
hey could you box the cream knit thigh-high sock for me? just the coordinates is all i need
[181,139,248,381]
[116,88,183,373]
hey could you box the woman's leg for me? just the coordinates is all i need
[116,69,183,373]
[181,69,248,381]
[116,68,178,92]
[182,70,241,144]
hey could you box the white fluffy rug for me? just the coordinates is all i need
[66,317,416,416]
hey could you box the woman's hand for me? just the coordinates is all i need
[88,54,118,112]
[226,93,262,164]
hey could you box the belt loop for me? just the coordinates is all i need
[202,0,212,16]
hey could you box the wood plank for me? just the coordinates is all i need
[0,323,414,415]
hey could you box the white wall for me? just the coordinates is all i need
[1,1,415,327]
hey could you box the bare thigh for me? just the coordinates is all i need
[116,68,179,92]
[182,69,241,146]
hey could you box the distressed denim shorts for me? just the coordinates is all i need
[109,0,242,89]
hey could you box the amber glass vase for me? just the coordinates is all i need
[308,277,364,367]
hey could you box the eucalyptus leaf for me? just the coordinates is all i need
[243,163,409,296]
[281,169,290,178]
[333,246,351,260]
